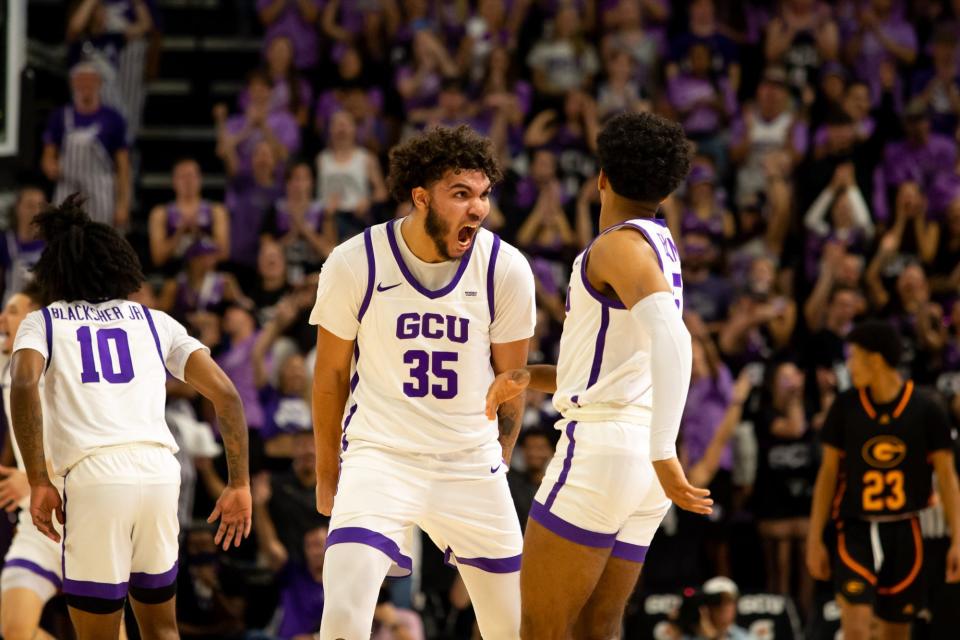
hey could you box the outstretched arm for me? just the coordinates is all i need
[931,450,960,582]
[184,350,252,550]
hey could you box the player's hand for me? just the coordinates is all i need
[946,541,960,583]
[0,465,30,512]
[208,484,252,551]
[29,483,64,544]
[316,477,336,516]
[806,538,832,581]
[485,369,530,420]
[652,457,713,515]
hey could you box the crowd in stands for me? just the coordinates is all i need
[5,0,960,638]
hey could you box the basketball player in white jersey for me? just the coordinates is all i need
[9,195,252,639]
[486,113,713,638]
[0,282,63,640]
[311,125,535,639]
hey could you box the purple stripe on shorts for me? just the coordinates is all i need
[486,234,501,322]
[326,527,413,574]
[358,227,376,321]
[41,307,53,370]
[543,421,577,510]
[341,404,358,451]
[610,541,649,563]
[454,553,522,574]
[4,558,62,588]
[529,501,617,548]
[586,307,609,389]
[672,273,682,287]
[386,219,475,299]
[63,577,129,600]
[129,561,178,589]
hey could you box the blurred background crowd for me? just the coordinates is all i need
[3,0,960,638]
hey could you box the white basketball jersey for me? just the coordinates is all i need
[343,221,504,454]
[13,299,206,475]
[553,218,683,424]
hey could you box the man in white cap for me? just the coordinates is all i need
[689,577,752,640]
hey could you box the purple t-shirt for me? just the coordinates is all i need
[43,105,128,156]
[257,0,324,69]
[225,112,301,178]
[875,134,957,221]
[667,73,735,136]
[395,66,443,111]
[216,333,264,430]
[276,563,324,638]
[225,174,284,266]
[853,17,917,106]
[681,366,734,471]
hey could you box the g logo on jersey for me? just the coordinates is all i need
[844,580,866,596]
[861,435,907,469]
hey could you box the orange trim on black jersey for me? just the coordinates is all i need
[832,478,847,521]
[877,518,923,595]
[838,531,877,585]
[892,381,914,419]
[859,389,878,419]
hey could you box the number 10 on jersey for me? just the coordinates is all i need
[76,326,135,383]
[403,350,458,399]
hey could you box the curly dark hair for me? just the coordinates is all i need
[386,125,503,202]
[596,112,692,204]
[31,193,145,303]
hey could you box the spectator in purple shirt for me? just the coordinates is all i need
[874,100,957,223]
[666,41,736,175]
[42,62,131,227]
[315,46,386,154]
[215,69,301,181]
[395,29,459,114]
[253,471,328,639]
[846,0,917,107]
[0,186,46,305]
[225,140,285,267]
[216,303,265,432]
[239,36,312,127]
[257,0,323,70]
[668,0,740,88]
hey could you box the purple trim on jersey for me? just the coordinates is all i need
[358,227,376,322]
[61,481,67,587]
[672,273,682,287]
[486,234,501,322]
[570,394,579,405]
[341,404,358,452]
[632,225,664,273]
[543,421,577,510]
[385,220,476,299]
[40,307,53,371]
[445,549,521,573]
[326,527,413,575]
[610,541,649,563]
[63,577,128,599]
[529,501,617,548]
[579,249,627,309]
[4,558,62,588]
[141,305,170,374]
[130,561,178,589]
[342,344,361,451]
[587,307,609,389]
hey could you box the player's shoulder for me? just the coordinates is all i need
[484,230,532,277]
[908,384,946,411]
[328,227,371,262]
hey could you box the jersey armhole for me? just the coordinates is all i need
[40,307,53,371]
[357,226,377,323]
[581,223,661,310]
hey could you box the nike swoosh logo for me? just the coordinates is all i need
[377,282,401,292]
[490,463,502,473]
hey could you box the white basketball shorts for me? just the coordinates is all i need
[2,504,63,602]
[530,420,671,562]
[327,440,522,576]
[61,444,180,601]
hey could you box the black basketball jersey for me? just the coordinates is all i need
[821,381,955,520]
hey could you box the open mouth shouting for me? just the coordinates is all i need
[457,223,479,251]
